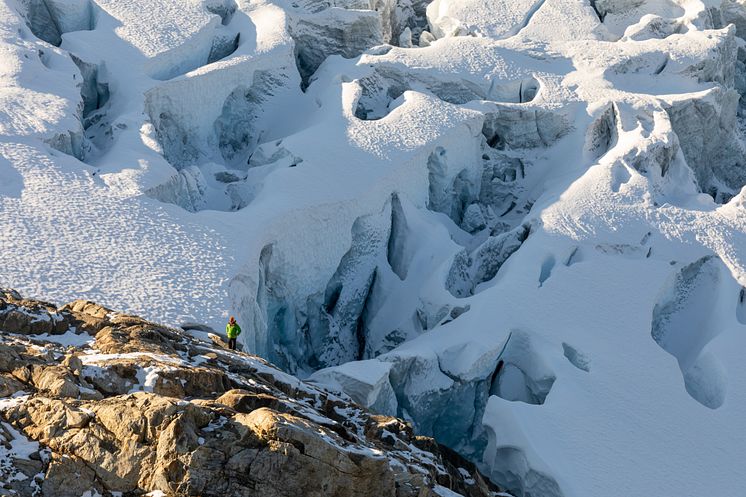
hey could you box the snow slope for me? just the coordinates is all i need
[2,0,746,496]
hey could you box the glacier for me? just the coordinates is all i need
[2,0,746,495]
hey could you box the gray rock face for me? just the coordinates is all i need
[0,290,508,497]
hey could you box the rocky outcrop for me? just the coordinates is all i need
[0,290,508,497]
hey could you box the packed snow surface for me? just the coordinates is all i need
[2,0,746,495]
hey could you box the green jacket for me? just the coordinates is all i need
[226,322,241,339]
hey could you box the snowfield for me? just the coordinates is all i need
[2,0,746,495]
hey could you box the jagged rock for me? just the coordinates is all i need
[30,365,80,399]
[0,374,26,397]
[0,289,68,335]
[0,290,508,497]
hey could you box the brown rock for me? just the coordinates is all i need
[236,407,397,497]
[42,454,101,497]
[0,373,27,397]
[0,292,508,497]
[30,365,80,398]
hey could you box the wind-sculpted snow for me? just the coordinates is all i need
[4,0,746,496]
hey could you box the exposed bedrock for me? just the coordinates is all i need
[651,256,728,409]
[19,0,94,46]
[0,291,502,497]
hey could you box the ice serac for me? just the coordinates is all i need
[584,102,619,159]
[446,224,530,298]
[249,243,312,373]
[308,204,390,368]
[387,193,413,280]
[481,101,569,151]
[205,0,238,26]
[145,166,208,212]
[289,8,383,89]
[70,55,109,128]
[481,401,563,497]
[489,331,555,405]
[382,339,507,460]
[425,0,545,40]
[19,0,93,46]
[651,256,728,409]
[214,70,284,166]
[662,88,744,202]
[309,359,398,414]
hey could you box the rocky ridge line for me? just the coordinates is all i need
[0,289,508,497]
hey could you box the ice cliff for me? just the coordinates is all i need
[2,0,746,496]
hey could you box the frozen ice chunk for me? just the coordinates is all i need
[309,359,397,415]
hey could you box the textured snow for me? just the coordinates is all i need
[2,0,746,495]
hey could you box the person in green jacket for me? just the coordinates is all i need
[226,316,241,350]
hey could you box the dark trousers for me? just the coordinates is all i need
[228,337,237,350]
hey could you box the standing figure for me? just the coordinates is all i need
[226,316,241,350]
